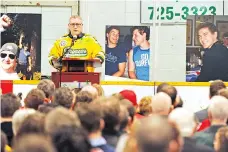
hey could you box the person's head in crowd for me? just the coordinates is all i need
[68,15,83,37]
[22,41,29,51]
[45,107,81,135]
[106,26,120,48]
[157,84,177,105]
[0,43,18,73]
[214,126,228,152]
[138,96,152,116]
[217,88,228,99]
[24,88,45,110]
[197,22,218,49]
[102,97,121,133]
[1,93,21,119]
[53,87,73,109]
[208,96,228,125]
[222,32,228,48]
[119,90,138,108]
[135,115,176,152]
[209,80,226,98]
[12,108,36,136]
[174,95,183,109]
[37,79,55,102]
[119,104,130,134]
[169,108,198,137]
[51,126,91,152]
[112,93,125,100]
[38,102,59,114]
[13,134,56,152]
[74,91,93,108]
[131,26,150,46]
[156,82,169,93]
[76,104,104,135]
[15,112,46,139]
[81,85,98,99]
[119,99,136,130]
[92,83,104,97]
[151,92,173,115]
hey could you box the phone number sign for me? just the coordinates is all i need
[140,0,223,23]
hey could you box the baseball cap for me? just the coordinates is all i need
[119,90,137,106]
[223,32,228,38]
[0,43,18,55]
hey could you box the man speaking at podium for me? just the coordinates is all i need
[48,15,105,72]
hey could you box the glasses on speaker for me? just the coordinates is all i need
[70,23,83,27]
[0,53,16,59]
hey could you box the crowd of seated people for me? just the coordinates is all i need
[1,79,228,152]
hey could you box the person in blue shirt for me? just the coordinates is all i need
[128,26,150,81]
[105,26,127,77]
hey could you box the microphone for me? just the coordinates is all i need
[71,35,77,47]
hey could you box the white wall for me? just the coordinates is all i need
[80,0,225,82]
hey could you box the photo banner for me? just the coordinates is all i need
[104,25,151,82]
[1,13,42,80]
[186,15,228,82]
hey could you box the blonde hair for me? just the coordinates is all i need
[69,15,82,23]
[138,96,152,116]
[92,83,104,97]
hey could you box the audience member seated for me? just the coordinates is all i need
[51,126,91,152]
[13,134,56,152]
[195,80,226,122]
[24,88,45,110]
[37,79,55,103]
[73,91,94,108]
[76,103,114,152]
[194,96,228,148]
[38,103,59,114]
[169,108,214,152]
[1,93,21,146]
[12,108,36,136]
[81,85,98,99]
[92,83,105,97]
[138,96,152,116]
[214,126,228,152]
[52,87,73,109]
[151,92,173,116]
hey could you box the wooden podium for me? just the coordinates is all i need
[51,58,101,88]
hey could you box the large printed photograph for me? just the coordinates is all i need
[186,15,228,82]
[105,25,151,81]
[0,13,41,80]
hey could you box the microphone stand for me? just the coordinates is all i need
[58,39,75,87]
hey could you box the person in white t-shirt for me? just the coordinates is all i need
[0,43,20,80]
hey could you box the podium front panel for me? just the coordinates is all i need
[51,72,100,88]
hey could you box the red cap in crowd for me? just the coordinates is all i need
[119,90,137,106]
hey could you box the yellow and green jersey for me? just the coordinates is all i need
[48,33,105,72]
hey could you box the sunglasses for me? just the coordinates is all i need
[0,53,16,59]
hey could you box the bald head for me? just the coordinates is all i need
[136,115,173,152]
[152,92,172,115]
[169,108,196,137]
[81,85,98,99]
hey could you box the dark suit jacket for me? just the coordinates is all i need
[193,125,225,148]
[195,108,208,122]
[182,137,214,152]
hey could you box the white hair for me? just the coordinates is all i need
[208,96,228,120]
[81,85,98,99]
[151,92,172,115]
[12,108,36,135]
[169,108,196,137]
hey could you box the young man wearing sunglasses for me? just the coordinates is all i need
[0,43,20,80]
